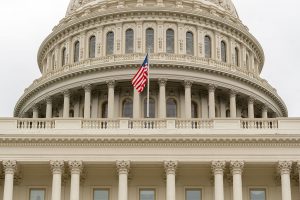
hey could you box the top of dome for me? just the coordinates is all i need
[66,0,239,18]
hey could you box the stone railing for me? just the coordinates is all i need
[1,118,300,133]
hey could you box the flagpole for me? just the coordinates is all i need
[147,48,150,118]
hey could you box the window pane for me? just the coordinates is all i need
[144,98,155,118]
[167,98,177,118]
[74,41,80,62]
[191,102,198,118]
[205,36,211,58]
[123,98,133,118]
[61,47,66,66]
[250,190,266,200]
[146,28,154,53]
[235,47,239,66]
[221,41,226,62]
[102,101,108,118]
[89,36,96,58]
[186,32,194,55]
[94,189,109,200]
[125,29,134,54]
[140,190,155,200]
[186,189,201,200]
[166,29,174,53]
[106,32,114,55]
[30,189,45,200]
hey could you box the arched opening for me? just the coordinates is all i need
[102,101,108,118]
[191,101,198,118]
[144,98,155,118]
[221,41,227,62]
[89,35,96,58]
[125,29,134,54]
[74,41,80,63]
[146,28,154,53]
[166,29,175,53]
[61,47,66,66]
[186,31,194,55]
[205,35,212,58]
[122,98,133,118]
[106,32,114,55]
[167,98,177,118]
[235,47,239,66]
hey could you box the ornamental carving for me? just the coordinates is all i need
[106,80,116,88]
[230,161,244,175]
[164,161,178,175]
[83,84,92,92]
[278,161,292,175]
[184,80,193,88]
[158,79,168,87]
[211,161,226,175]
[116,160,130,174]
[68,161,83,174]
[208,84,216,92]
[50,160,65,174]
[2,160,17,174]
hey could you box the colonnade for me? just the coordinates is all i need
[1,160,298,200]
[31,79,271,119]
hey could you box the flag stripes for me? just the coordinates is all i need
[132,55,149,93]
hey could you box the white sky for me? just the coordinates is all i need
[0,0,299,117]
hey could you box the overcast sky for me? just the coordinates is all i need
[0,0,299,117]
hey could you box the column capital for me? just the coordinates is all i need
[184,80,193,88]
[208,84,216,92]
[62,90,70,97]
[116,160,130,175]
[50,160,64,174]
[262,105,268,112]
[248,96,255,104]
[230,89,237,97]
[68,161,83,174]
[3,160,17,174]
[230,161,244,175]
[158,78,168,87]
[212,161,226,175]
[164,161,178,175]
[83,84,92,92]
[45,96,53,104]
[278,161,292,175]
[32,104,39,111]
[106,80,116,88]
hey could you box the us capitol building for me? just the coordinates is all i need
[0,0,300,200]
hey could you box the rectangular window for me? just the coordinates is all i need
[29,189,45,200]
[186,189,202,200]
[94,189,109,200]
[140,189,155,200]
[250,189,266,200]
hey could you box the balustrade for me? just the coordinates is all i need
[17,119,55,129]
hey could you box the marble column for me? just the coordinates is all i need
[133,88,141,118]
[262,105,268,119]
[50,161,64,200]
[159,79,167,118]
[164,161,178,200]
[63,90,70,118]
[208,85,216,118]
[229,90,237,118]
[116,161,130,200]
[212,161,225,200]
[46,97,53,118]
[184,81,192,118]
[230,161,244,200]
[83,84,92,119]
[69,161,83,200]
[107,80,115,119]
[2,160,17,200]
[278,161,292,200]
[248,97,254,118]
[32,105,39,118]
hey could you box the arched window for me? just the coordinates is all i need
[167,98,177,118]
[89,35,96,58]
[186,32,194,55]
[144,98,155,118]
[221,41,227,62]
[146,28,154,53]
[61,47,66,66]
[74,41,80,63]
[205,35,212,58]
[125,29,134,54]
[226,109,230,118]
[102,101,108,118]
[106,32,114,55]
[191,101,198,118]
[246,54,250,68]
[235,47,239,66]
[166,29,175,53]
[51,54,55,70]
[122,98,133,118]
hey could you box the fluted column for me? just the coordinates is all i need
[230,161,244,200]
[133,88,140,118]
[116,161,130,200]
[262,105,268,119]
[2,160,17,200]
[63,90,70,118]
[69,161,83,200]
[278,161,292,200]
[50,161,64,200]
[184,81,192,118]
[229,90,237,118]
[248,97,254,118]
[212,161,225,200]
[159,79,167,118]
[107,80,115,119]
[164,161,177,200]
[32,105,39,118]
[83,85,92,119]
[208,85,216,118]
[46,97,53,118]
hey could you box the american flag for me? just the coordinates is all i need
[132,54,149,93]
